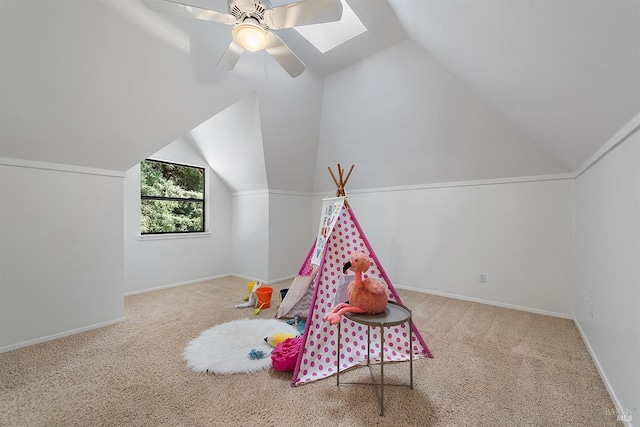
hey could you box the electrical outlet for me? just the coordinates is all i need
[479,274,486,284]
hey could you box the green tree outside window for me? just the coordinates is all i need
[140,159,205,234]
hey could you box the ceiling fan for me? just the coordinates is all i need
[142,0,344,77]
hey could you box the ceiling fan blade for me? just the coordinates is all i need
[265,32,305,77]
[142,0,236,25]
[216,40,245,71]
[265,0,343,29]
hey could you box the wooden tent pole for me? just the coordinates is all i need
[343,165,354,187]
[328,167,340,195]
[327,163,353,208]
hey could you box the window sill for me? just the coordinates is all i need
[138,232,211,241]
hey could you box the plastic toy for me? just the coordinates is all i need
[264,333,297,347]
[235,281,263,309]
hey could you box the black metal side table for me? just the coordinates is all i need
[337,301,413,416]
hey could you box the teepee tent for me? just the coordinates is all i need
[289,165,432,387]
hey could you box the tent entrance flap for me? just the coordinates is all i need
[276,274,314,319]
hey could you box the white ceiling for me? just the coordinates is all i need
[1,0,639,192]
[389,0,640,171]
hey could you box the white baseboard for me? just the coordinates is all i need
[229,274,295,286]
[264,275,296,285]
[0,317,126,354]
[228,273,263,284]
[124,274,294,299]
[394,284,574,319]
[124,274,231,296]
[126,276,572,319]
[574,320,633,427]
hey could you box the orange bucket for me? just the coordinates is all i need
[256,286,274,309]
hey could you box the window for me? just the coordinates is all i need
[294,0,367,53]
[140,159,205,234]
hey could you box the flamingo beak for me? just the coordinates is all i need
[343,261,352,274]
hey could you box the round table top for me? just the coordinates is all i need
[344,300,411,326]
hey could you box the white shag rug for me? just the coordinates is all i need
[182,318,298,374]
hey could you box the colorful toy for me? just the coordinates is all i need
[323,252,388,325]
[264,333,297,347]
[244,281,256,301]
[248,349,266,360]
[254,301,266,315]
[285,316,306,334]
[271,337,302,372]
[235,281,263,309]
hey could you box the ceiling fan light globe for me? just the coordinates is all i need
[232,20,269,52]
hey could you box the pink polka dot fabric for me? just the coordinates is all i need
[291,207,432,386]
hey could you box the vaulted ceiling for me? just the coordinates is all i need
[1,0,639,193]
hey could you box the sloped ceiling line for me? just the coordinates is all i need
[388,0,640,171]
[188,91,268,193]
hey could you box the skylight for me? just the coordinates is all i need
[294,0,367,53]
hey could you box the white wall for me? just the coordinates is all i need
[123,139,232,294]
[268,192,314,282]
[259,69,325,193]
[574,128,639,416]
[231,192,269,281]
[313,177,575,317]
[314,39,569,192]
[232,191,313,283]
[188,92,268,193]
[0,161,125,352]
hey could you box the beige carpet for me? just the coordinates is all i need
[0,276,621,426]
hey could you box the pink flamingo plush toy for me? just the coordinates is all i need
[323,252,388,325]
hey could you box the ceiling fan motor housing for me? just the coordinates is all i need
[230,0,269,29]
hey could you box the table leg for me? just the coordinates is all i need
[366,324,371,367]
[337,320,341,386]
[380,324,385,416]
[409,317,413,390]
